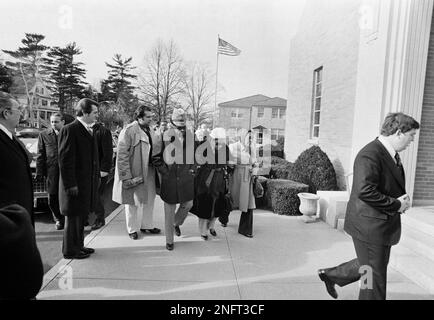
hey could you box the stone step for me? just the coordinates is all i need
[390,245,434,295]
[400,223,434,262]
[402,209,434,236]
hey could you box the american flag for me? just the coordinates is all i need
[218,37,241,56]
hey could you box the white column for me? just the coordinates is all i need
[351,0,433,201]
[382,0,433,201]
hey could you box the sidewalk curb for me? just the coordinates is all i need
[40,205,125,291]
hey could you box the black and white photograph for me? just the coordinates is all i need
[1,0,434,307]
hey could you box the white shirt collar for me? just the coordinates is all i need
[378,135,397,163]
[77,117,92,131]
[0,123,13,140]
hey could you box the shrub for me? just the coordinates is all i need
[266,179,308,215]
[269,157,294,180]
[288,146,338,193]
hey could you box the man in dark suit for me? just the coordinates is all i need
[90,122,113,230]
[0,91,34,226]
[318,112,419,300]
[36,112,65,230]
[58,98,99,259]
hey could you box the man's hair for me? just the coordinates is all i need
[380,112,420,136]
[74,98,99,117]
[134,104,153,121]
[50,112,65,121]
[0,91,18,119]
[63,113,75,125]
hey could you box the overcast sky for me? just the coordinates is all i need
[0,0,306,103]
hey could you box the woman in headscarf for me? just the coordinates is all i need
[191,127,233,240]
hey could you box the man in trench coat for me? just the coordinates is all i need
[112,104,162,240]
[58,98,100,259]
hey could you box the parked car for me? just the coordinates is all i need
[16,128,48,209]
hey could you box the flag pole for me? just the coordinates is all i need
[213,34,220,129]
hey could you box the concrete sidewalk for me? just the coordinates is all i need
[37,197,434,300]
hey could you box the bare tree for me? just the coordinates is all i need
[183,62,214,131]
[138,39,185,123]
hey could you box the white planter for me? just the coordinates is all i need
[298,192,320,223]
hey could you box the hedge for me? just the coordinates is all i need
[270,157,294,180]
[267,179,308,215]
[287,146,338,193]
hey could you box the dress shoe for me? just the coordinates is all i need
[91,219,105,230]
[318,269,338,299]
[140,227,161,234]
[239,232,253,238]
[129,232,138,240]
[81,247,95,254]
[63,252,90,259]
[55,221,64,230]
[166,243,174,251]
[174,225,181,237]
[201,234,208,240]
[209,228,217,237]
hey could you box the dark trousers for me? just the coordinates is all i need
[238,209,253,235]
[94,176,108,221]
[324,237,391,300]
[218,210,230,225]
[62,215,85,256]
[48,193,64,223]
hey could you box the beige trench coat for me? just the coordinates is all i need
[228,142,258,212]
[112,121,162,206]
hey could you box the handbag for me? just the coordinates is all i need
[252,176,264,198]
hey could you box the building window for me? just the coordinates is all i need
[279,108,285,119]
[256,131,263,145]
[257,107,264,118]
[272,107,278,118]
[231,108,243,118]
[271,129,285,141]
[42,99,48,106]
[41,87,44,95]
[35,87,39,94]
[311,67,323,139]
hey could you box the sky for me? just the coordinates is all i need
[0,0,306,103]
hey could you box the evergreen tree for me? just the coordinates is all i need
[0,63,13,92]
[45,42,87,113]
[2,33,50,123]
[101,54,138,122]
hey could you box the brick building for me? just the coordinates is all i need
[218,94,287,144]
[285,0,434,205]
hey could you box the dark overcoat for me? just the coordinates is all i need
[93,123,113,173]
[58,120,99,217]
[0,129,34,225]
[344,138,405,246]
[36,128,60,195]
[190,142,231,219]
[154,129,196,204]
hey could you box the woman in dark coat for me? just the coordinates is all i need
[191,128,233,240]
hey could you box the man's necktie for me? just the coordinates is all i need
[394,153,402,167]
[395,152,405,180]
